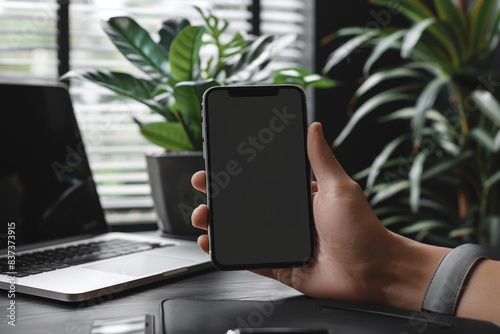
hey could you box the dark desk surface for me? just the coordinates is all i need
[0,268,301,334]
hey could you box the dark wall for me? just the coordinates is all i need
[314,0,409,177]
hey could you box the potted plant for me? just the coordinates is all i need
[323,0,500,246]
[64,7,334,238]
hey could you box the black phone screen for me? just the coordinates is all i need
[203,85,314,269]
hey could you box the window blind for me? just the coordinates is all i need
[0,0,313,226]
[0,0,58,83]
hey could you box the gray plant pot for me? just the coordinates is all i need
[146,151,206,239]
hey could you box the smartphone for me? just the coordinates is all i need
[202,85,314,270]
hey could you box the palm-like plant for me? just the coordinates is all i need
[323,0,500,246]
[64,7,334,152]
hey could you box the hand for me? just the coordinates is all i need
[191,122,447,310]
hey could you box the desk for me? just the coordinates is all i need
[0,268,301,334]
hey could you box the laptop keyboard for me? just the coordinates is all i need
[0,239,171,278]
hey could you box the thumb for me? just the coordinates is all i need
[307,122,350,185]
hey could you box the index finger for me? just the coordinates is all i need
[191,170,206,193]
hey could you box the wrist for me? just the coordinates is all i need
[382,233,450,311]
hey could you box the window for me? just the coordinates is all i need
[0,0,313,226]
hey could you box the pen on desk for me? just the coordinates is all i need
[227,328,333,334]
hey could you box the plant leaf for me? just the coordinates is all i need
[412,76,448,147]
[158,18,190,54]
[173,79,219,145]
[353,68,423,103]
[401,18,436,59]
[470,128,496,152]
[273,67,337,88]
[472,90,500,126]
[487,8,500,52]
[225,34,297,83]
[448,227,476,239]
[371,0,434,22]
[468,0,496,53]
[322,29,379,74]
[220,32,247,62]
[364,30,405,75]
[409,150,429,213]
[169,26,205,81]
[485,170,500,188]
[139,122,193,151]
[421,152,473,180]
[61,69,175,120]
[433,0,468,56]
[367,134,410,188]
[399,219,449,234]
[334,92,415,147]
[372,0,458,64]
[381,216,418,227]
[370,180,410,206]
[101,17,170,82]
[224,34,275,78]
[495,129,500,151]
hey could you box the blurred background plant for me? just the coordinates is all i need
[323,0,500,246]
[64,6,334,152]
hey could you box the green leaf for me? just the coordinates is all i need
[373,0,459,64]
[169,26,205,81]
[412,76,448,147]
[470,128,496,152]
[485,170,500,188]
[273,67,337,88]
[354,157,408,181]
[139,122,193,151]
[371,0,434,22]
[225,34,296,83]
[322,29,379,74]
[495,129,500,150]
[433,0,468,56]
[399,219,450,234]
[173,79,219,142]
[62,69,175,120]
[353,68,423,102]
[487,8,500,51]
[472,90,500,126]
[381,107,459,155]
[194,6,229,39]
[220,32,247,62]
[364,30,405,75]
[367,134,410,188]
[334,92,415,147]
[381,216,418,227]
[448,227,476,239]
[468,0,496,53]
[380,108,457,136]
[370,180,410,206]
[409,151,429,213]
[101,17,170,82]
[224,34,275,78]
[158,18,190,54]
[401,18,436,59]
[421,152,473,180]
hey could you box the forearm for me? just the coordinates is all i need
[383,233,450,311]
[384,233,500,323]
[456,259,500,322]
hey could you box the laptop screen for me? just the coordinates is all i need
[0,83,108,248]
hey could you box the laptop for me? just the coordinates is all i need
[0,82,211,302]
